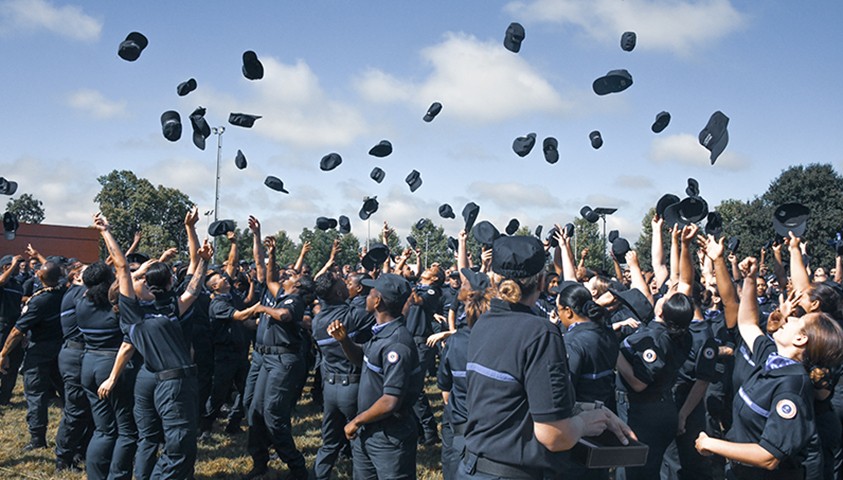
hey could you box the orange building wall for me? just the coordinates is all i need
[0,223,101,263]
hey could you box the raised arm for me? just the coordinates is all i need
[125,229,142,257]
[736,257,763,350]
[316,239,342,278]
[457,230,469,271]
[702,235,739,329]
[677,224,698,296]
[178,239,213,316]
[24,244,48,266]
[787,233,811,293]
[556,227,577,281]
[0,255,23,286]
[651,215,669,288]
[294,241,311,273]
[184,206,200,276]
[669,225,681,287]
[625,250,654,305]
[95,213,133,298]
[770,242,788,295]
[249,216,265,284]
[264,236,281,298]
[224,230,239,278]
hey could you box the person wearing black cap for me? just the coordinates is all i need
[460,235,634,480]
[54,265,92,472]
[615,226,698,480]
[311,271,374,479]
[94,212,213,479]
[0,254,25,406]
[0,258,66,452]
[696,257,843,478]
[327,273,424,479]
[439,230,492,480]
[554,281,619,480]
[244,243,312,480]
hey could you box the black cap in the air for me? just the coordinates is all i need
[512,133,537,157]
[505,219,520,236]
[370,167,385,183]
[320,153,343,172]
[405,170,422,192]
[177,78,197,97]
[235,150,247,170]
[229,113,261,128]
[699,111,729,165]
[589,130,603,149]
[242,50,264,80]
[264,176,289,194]
[0,178,18,196]
[621,32,637,52]
[161,111,182,142]
[504,22,525,53]
[462,202,480,234]
[473,221,501,248]
[439,204,455,219]
[208,219,236,237]
[656,194,680,218]
[423,102,442,122]
[316,217,338,231]
[652,111,671,133]
[339,215,351,234]
[686,178,700,197]
[359,197,379,220]
[592,69,633,96]
[543,137,559,164]
[369,140,393,158]
[118,32,148,62]
[190,107,211,151]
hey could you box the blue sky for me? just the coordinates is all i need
[0,0,840,245]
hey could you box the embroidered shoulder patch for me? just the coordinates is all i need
[776,399,797,419]
[427,289,435,296]
[284,299,293,305]
[703,347,716,360]
[20,305,28,315]
[642,349,657,363]
[387,351,399,363]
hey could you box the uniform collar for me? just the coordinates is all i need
[490,297,537,315]
[764,353,800,373]
[372,316,402,337]
[757,296,770,305]
[704,309,721,321]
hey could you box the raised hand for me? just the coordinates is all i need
[184,206,199,226]
[248,216,261,235]
[93,213,110,231]
[738,257,758,278]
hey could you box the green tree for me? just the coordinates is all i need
[409,218,450,268]
[573,217,610,273]
[7,193,45,224]
[298,228,362,273]
[94,170,194,259]
[273,230,301,268]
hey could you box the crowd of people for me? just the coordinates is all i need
[1,204,843,480]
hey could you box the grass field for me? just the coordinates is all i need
[0,376,446,479]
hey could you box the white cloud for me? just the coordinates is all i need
[614,175,655,189]
[504,0,746,56]
[190,57,369,149]
[649,133,749,171]
[66,89,127,119]
[353,32,570,123]
[0,0,101,41]
[469,181,561,209]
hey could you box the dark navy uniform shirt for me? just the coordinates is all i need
[16,286,65,364]
[437,326,470,426]
[358,317,422,418]
[210,293,248,352]
[441,285,459,315]
[619,320,691,402]
[564,321,619,406]
[178,275,212,354]
[76,296,127,351]
[60,284,86,343]
[0,277,23,330]
[404,284,440,338]
[464,299,574,471]
[674,319,719,400]
[727,335,816,472]
[312,301,372,376]
[118,293,192,373]
[262,292,305,349]
[22,276,43,298]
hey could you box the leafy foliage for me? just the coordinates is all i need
[573,217,611,273]
[6,193,45,224]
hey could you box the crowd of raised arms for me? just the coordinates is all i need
[2,204,843,480]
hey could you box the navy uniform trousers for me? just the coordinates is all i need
[0,326,23,404]
[247,352,307,472]
[21,343,63,442]
[353,415,418,480]
[82,350,137,480]
[441,419,467,480]
[55,342,92,462]
[313,375,359,479]
[413,340,437,437]
[134,365,198,480]
[202,347,248,430]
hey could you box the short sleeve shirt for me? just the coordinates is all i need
[357,317,422,417]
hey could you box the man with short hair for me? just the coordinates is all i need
[328,273,424,479]
[0,255,25,405]
[0,261,66,450]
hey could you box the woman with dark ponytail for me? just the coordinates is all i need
[77,261,138,479]
[555,281,619,480]
[696,257,843,479]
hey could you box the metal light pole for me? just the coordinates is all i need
[593,207,618,271]
[211,126,225,255]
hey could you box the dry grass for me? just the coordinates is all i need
[0,377,446,479]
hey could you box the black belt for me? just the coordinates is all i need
[85,349,118,357]
[324,373,360,385]
[730,463,804,480]
[462,451,543,480]
[452,421,466,436]
[255,345,297,355]
[154,365,197,382]
[64,340,85,350]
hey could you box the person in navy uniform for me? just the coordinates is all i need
[54,267,92,471]
[0,254,25,406]
[77,261,138,480]
[460,235,634,480]
[0,259,65,451]
[327,273,425,480]
[311,271,373,479]
[696,257,843,479]
[96,212,212,480]
[244,245,312,480]
[555,281,619,480]
[200,270,261,436]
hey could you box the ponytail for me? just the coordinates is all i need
[557,283,608,326]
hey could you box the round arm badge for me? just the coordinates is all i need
[642,349,657,363]
[387,351,400,364]
[703,347,716,360]
[776,399,797,419]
